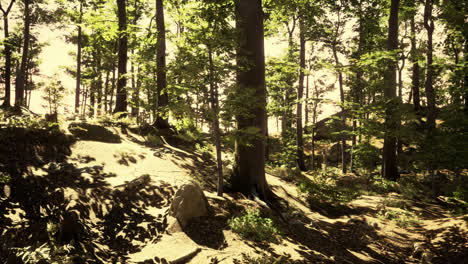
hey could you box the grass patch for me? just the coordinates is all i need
[233,253,298,264]
[228,209,279,243]
[298,173,360,205]
[377,208,420,227]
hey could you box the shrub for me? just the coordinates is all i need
[377,208,420,227]
[352,142,380,172]
[228,209,279,242]
[298,173,360,204]
[233,253,297,264]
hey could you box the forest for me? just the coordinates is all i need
[0,0,467,263]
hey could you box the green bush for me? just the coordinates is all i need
[377,208,419,227]
[233,253,297,264]
[298,173,360,204]
[228,209,279,242]
[352,142,380,172]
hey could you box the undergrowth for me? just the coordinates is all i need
[228,209,279,243]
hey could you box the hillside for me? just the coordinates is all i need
[0,123,466,264]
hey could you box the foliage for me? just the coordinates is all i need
[228,209,279,243]
[377,208,420,227]
[233,253,298,264]
[42,76,66,115]
[298,171,360,204]
[352,142,380,172]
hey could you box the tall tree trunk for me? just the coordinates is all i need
[114,0,128,114]
[296,18,306,171]
[109,67,116,113]
[382,0,400,181]
[232,0,269,199]
[0,0,15,108]
[351,7,364,173]
[281,19,296,138]
[15,0,31,108]
[207,45,224,197]
[332,44,347,174]
[130,49,138,117]
[154,0,170,128]
[424,0,436,131]
[104,69,110,113]
[410,16,421,112]
[75,1,83,115]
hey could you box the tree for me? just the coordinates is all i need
[423,0,436,131]
[382,0,400,181]
[154,0,170,128]
[0,0,15,108]
[296,17,306,171]
[114,0,128,114]
[409,9,421,111]
[231,0,269,199]
[15,0,31,108]
[75,0,83,115]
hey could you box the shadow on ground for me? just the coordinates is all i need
[0,127,175,263]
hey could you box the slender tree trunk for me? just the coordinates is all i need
[410,16,421,112]
[130,49,138,117]
[332,44,347,174]
[15,0,31,108]
[382,0,400,181]
[114,0,128,114]
[0,0,15,108]
[296,18,306,171]
[424,0,436,131]
[75,1,83,115]
[109,67,116,113]
[282,19,296,138]
[104,70,110,113]
[207,45,224,197]
[154,0,170,128]
[232,0,269,199]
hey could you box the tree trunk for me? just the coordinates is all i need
[154,0,170,129]
[231,0,270,199]
[109,67,116,114]
[0,0,15,108]
[281,20,296,138]
[332,44,347,174]
[104,70,110,113]
[114,0,128,114]
[15,0,31,108]
[75,1,83,115]
[296,18,306,171]
[208,45,224,197]
[424,0,436,131]
[410,16,420,112]
[382,0,400,181]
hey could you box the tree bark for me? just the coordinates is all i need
[231,0,269,199]
[75,1,83,115]
[332,44,347,174]
[296,18,306,171]
[207,45,224,197]
[15,0,31,108]
[0,0,15,108]
[114,0,128,114]
[154,0,170,128]
[281,19,296,138]
[424,0,436,131]
[382,0,400,181]
[410,16,420,112]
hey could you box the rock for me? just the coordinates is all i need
[169,181,209,230]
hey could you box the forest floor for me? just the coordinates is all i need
[0,122,467,264]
